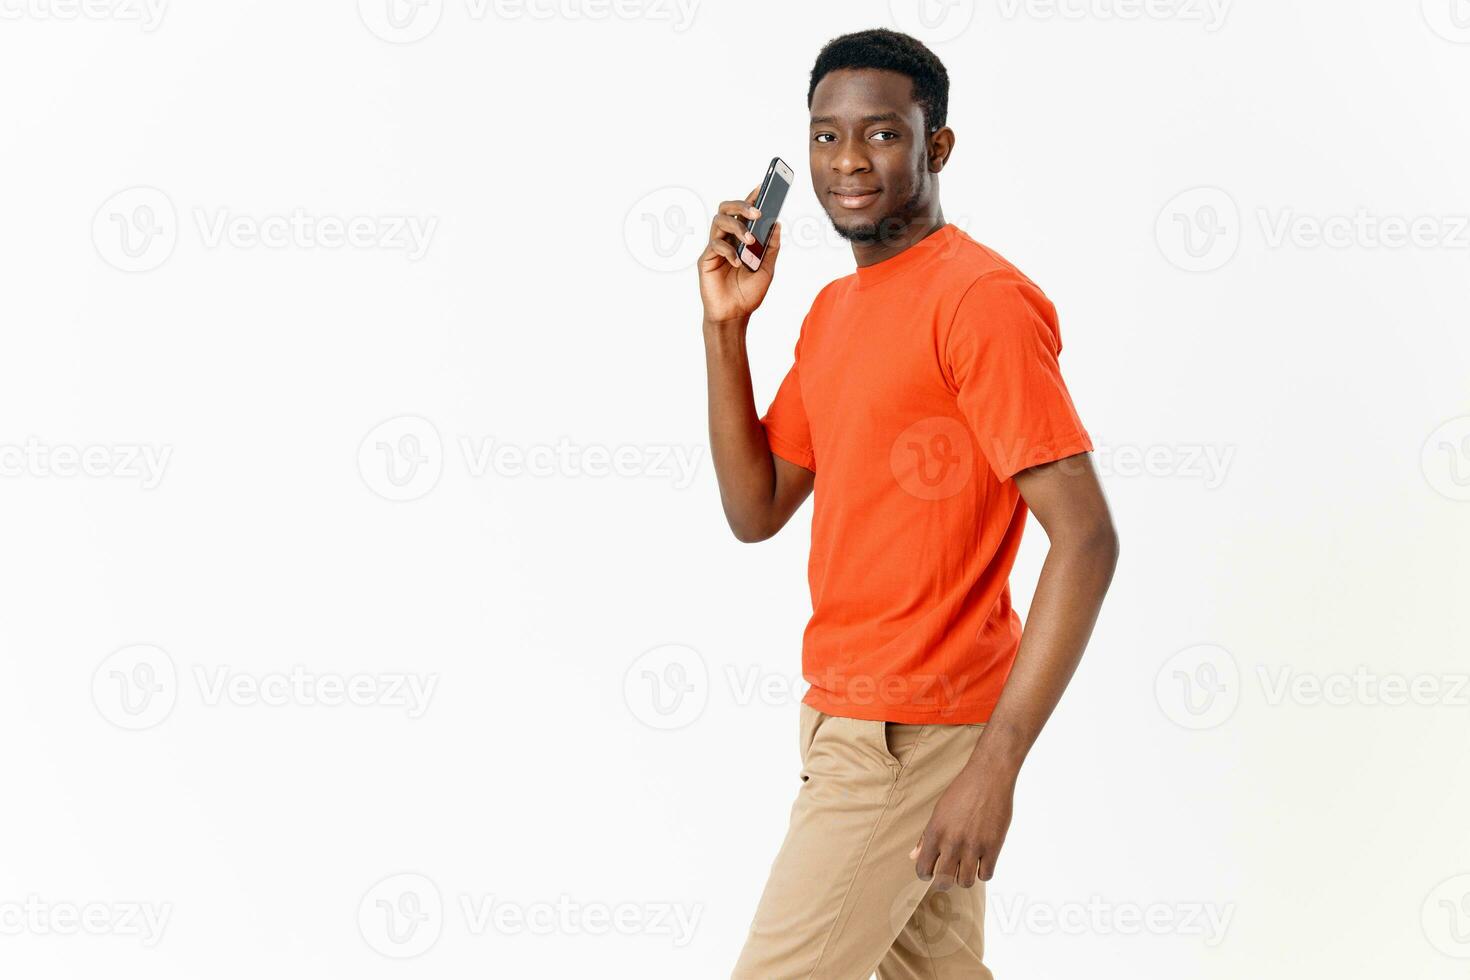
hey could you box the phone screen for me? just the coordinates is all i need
[742,160,791,267]
[750,174,789,251]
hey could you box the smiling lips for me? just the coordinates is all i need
[830,187,881,209]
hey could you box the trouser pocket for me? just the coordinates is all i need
[880,720,930,769]
[798,703,828,776]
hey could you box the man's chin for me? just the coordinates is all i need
[827,210,911,246]
[828,214,886,244]
[832,221,877,243]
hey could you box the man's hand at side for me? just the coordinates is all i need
[911,452,1118,889]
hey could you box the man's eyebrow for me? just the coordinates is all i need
[809,112,903,126]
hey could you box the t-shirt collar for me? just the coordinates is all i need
[851,223,959,289]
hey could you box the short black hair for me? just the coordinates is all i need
[807,28,949,134]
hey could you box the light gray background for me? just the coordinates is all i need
[2,0,1468,977]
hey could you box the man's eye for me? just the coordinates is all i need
[813,133,836,143]
[871,131,898,142]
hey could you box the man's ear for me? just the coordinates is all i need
[928,127,956,173]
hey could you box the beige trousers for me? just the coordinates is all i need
[732,703,994,979]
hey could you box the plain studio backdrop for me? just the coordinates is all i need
[1,1,1468,977]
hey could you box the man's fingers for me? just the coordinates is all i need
[705,239,741,269]
[930,852,961,893]
[712,212,756,245]
[956,850,982,889]
[711,197,761,257]
[913,834,942,881]
[978,852,998,882]
[718,197,761,221]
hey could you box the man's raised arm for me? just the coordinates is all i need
[699,189,813,542]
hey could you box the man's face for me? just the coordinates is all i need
[808,68,934,244]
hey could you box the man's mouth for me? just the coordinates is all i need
[829,187,881,210]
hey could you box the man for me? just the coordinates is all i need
[701,28,1119,979]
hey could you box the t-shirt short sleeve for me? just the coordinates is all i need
[945,272,1093,482]
[761,333,816,472]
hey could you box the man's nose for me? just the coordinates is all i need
[831,145,872,174]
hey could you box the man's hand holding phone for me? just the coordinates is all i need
[699,186,783,327]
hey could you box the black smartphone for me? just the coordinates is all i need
[736,157,794,272]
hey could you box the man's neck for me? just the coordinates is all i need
[850,212,948,268]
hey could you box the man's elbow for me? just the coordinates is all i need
[1084,515,1120,573]
[1051,511,1120,572]
[730,519,777,544]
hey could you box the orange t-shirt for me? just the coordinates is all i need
[760,223,1093,725]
